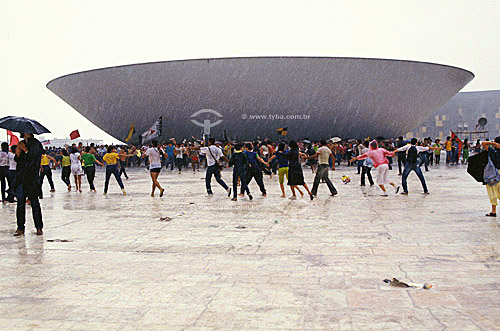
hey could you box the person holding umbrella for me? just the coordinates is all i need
[13,133,44,236]
[0,116,50,236]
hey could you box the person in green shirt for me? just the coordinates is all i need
[432,139,442,165]
[82,146,103,192]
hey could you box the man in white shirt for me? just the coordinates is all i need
[395,138,438,195]
[199,138,231,196]
[307,140,338,197]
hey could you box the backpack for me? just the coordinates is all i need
[406,146,418,164]
[483,156,500,186]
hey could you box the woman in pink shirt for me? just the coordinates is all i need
[351,140,400,196]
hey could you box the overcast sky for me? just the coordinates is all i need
[0,0,499,143]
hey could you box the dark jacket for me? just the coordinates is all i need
[15,137,43,194]
[229,151,247,170]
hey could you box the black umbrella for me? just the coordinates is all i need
[467,150,488,183]
[0,116,51,134]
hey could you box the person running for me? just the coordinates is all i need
[360,141,374,186]
[286,140,314,200]
[39,149,56,195]
[82,146,103,192]
[243,142,269,197]
[395,138,438,195]
[69,147,83,193]
[199,138,231,196]
[144,139,165,197]
[0,142,10,202]
[351,140,399,196]
[268,142,303,198]
[118,148,132,179]
[229,143,252,201]
[307,139,338,197]
[59,149,72,191]
[13,132,44,236]
[103,146,126,195]
[6,145,17,203]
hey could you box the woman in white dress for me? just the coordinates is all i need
[70,146,83,193]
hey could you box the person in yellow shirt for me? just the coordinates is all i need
[58,149,72,191]
[445,136,452,164]
[39,149,56,194]
[103,146,126,195]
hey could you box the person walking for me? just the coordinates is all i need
[118,148,132,179]
[243,142,269,196]
[359,141,374,186]
[307,139,338,197]
[268,142,304,198]
[144,140,165,197]
[6,145,17,203]
[396,136,407,175]
[186,143,200,173]
[82,146,103,192]
[418,139,430,172]
[39,149,56,195]
[462,138,470,164]
[445,136,452,164]
[229,143,252,201]
[199,138,231,196]
[59,149,72,191]
[351,140,399,196]
[286,140,314,200]
[174,143,184,174]
[482,138,500,217]
[164,141,175,171]
[70,146,83,193]
[103,146,126,195]
[0,142,9,202]
[13,133,44,236]
[432,139,442,165]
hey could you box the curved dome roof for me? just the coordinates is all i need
[47,57,474,141]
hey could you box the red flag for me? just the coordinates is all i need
[70,130,80,140]
[451,131,463,159]
[7,130,19,146]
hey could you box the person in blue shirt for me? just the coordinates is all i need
[229,143,251,201]
[164,141,175,171]
[242,142,269,196]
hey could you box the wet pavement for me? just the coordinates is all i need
[0,164,499,330]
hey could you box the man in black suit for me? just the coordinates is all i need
[13,132,44,236]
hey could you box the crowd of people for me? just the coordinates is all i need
[0,132,489,236]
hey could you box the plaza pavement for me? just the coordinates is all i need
[0,164,499,330]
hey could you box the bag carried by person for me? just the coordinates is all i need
[483,156,500,186]
[406,146,418,164]
[207,146,223,172]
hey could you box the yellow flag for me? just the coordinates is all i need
[125,124,135,142]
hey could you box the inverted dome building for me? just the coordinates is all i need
[46,57,474,142]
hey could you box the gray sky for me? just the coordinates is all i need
[1,0,499,143]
